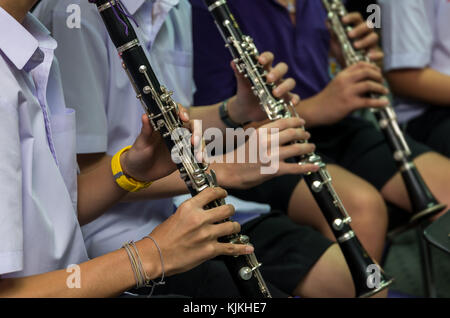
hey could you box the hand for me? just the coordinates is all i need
[141,188,253,277]
[330,12,384,66]
[228,51,300,124]
[120,105,191,183]
[313,61,390,125]
[210,117,320,190]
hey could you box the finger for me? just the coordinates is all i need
[347,61,380,72]
[206,204,236,224]
[356,96,390,109]
[353,32,379,50]
[342,12,364,26]
[140,114,155,138]
[347,19,371,39]
[191,187,228,208]
[272,78,296,98]
[266,62,288,83]
[290,93,301,106]
[178,104,190,123]
[279,142,316,161]
[215,242,254,257]
[231,60,251,89]
[352,81,389,96]
[367,49,384,63]
[349,67,384,84]
[277,127,310,145]
[209,221,241,239]
[277,161,320,176]
[261,117,305,131]
[258,51,274,67]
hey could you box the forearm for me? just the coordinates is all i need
[294,94,329,128]
[189,96,243,134]
[386,68,450,107]
[188,102,227,133]
[77,155,127,225]
[0,247,137,297]
[123,171,189,201]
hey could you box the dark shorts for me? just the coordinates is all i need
[309,116,431,190]
[405,108,450,158]
[227,174,303,213]
[142,212,332,297]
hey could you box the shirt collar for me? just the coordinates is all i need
[0,8,57,71]
[121,0,179,15]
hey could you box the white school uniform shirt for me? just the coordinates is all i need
[0,9,88,277]
[380,0,450,123]
[35,0,269,258]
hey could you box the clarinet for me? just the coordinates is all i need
[89,0,272,298]
[322,0,446,228]
[203,0,393,298]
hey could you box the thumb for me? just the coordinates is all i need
[140,114,155,139]
[231,61,251,89]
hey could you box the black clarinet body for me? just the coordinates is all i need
[204,0,393,297]
[322,0,447,224]
[89,0,272,298]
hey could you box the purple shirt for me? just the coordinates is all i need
[191,0,331,105]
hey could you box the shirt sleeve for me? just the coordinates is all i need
[0,97,23,276]
[34,3,110,154]
[380,0,433,71]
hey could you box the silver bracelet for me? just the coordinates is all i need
[143,235,166,298]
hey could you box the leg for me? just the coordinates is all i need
[406,108,450,158]
[293,243,389,298]
[287,164,388,262]
[381,152,450,220]
[241,213,363,298]
[293,244,355,298]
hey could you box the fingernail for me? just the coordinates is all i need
[245,246,254,254]
[182,111,189,121]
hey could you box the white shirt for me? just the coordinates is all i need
[35,0,269,258]
[0,9,88,277]
[380,0,450,123]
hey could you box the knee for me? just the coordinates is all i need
[345,185,388,232]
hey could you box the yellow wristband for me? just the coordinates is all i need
[111,146,152,192]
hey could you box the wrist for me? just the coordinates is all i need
[112,146,152,192]
[300,94,327,128]
[210,161,242,190]
[119,149,131,177]
[226,96,248,125]
[135,238,161,281]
